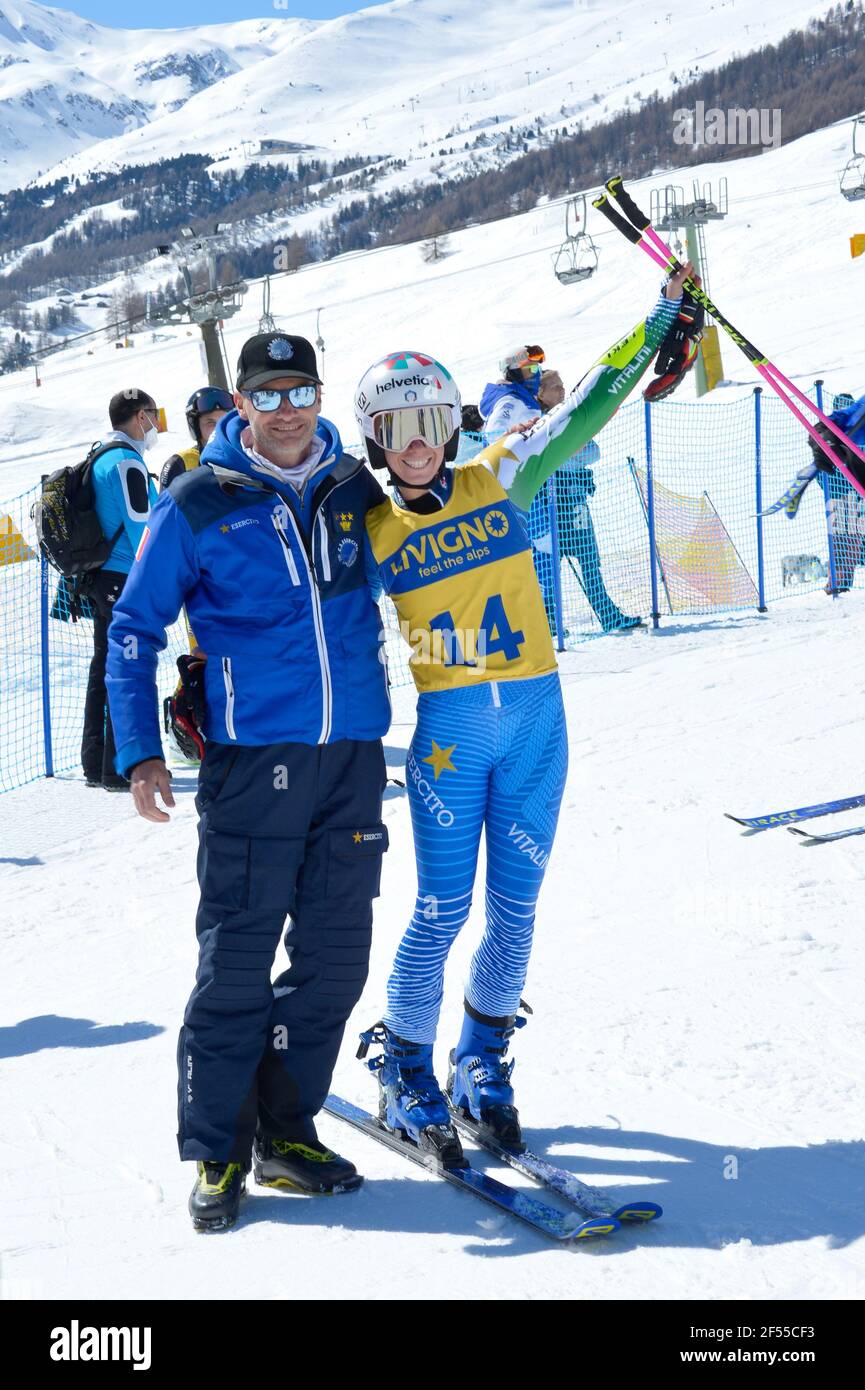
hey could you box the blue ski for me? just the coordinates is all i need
[725,792,865,832]
[451,1110,663,1224]
[323,1095,619,1242]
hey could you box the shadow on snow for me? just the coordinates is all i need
[0,1014,165,1058]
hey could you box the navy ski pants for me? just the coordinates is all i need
[177,738,388,1163]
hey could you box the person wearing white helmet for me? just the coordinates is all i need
[354,264,693,1165]
[478,343,547,439]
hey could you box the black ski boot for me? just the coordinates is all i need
[253,1136,363,1194]
[188,1161,247,1231]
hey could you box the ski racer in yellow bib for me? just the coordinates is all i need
[356,264,693,1164]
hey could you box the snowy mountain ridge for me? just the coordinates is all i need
[0,0,842,194]
[0,0,312,190]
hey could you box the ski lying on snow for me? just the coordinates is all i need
[787,823,865,844]
[450,1109,663,1224]
[323,1095,620,1242]
[724,792,865,832]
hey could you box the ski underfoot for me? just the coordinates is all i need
[323,1095,621,1242]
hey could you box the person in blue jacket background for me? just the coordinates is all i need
[479,343,546,438]
[82,387,159,790]
[476,362,641,635]
[528,370,641,635]
[811,391,865,591]
[766,391,865,592]
[106,333,392,1231]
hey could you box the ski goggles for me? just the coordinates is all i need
[502,345,545,375]
[189,387,234,414]
[371,406,454,452]
[517,348,546,380]
[242,384,318,411]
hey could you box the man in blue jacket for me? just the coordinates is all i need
[82,388,160,790]
[106,333,391,1230]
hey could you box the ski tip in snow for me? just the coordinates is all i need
[786,824,865,844]
[612,1200,663,1223]
[569,1215,623,1239]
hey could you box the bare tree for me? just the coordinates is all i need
[421,214,450,264]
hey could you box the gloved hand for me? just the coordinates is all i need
[644,284,706,403]
[808,421,854,474]
[162,653,207,762]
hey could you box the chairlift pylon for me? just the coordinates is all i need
[840,114,865,202]
[259,276,276,333]
[554,193,599,285]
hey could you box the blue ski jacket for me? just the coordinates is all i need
[106,411,391,776]
[479,379,542,436]
[831,392,865,446]
[91,431,158,574]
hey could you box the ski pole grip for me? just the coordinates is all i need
[592,194,643,244]
[605,175,651,231]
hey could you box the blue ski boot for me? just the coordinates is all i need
[358,1023,464,1168]
[447,1001,529,1152]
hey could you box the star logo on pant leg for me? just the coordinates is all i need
[353,831,363,843]
[423,741,457,780]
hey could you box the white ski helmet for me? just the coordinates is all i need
[354,350,462,469]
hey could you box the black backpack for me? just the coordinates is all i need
[32,442,124,580]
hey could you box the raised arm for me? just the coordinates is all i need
[474,268,692,511]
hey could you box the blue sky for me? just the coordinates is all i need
[46,1,390,27]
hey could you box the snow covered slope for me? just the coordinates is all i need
[0,0,841,193]
[2,596,864,1299]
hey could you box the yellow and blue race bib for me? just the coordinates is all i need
[366,462,556,692]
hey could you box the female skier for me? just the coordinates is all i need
[355,263,692,1163]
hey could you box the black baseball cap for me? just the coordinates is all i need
[235,333,323,390]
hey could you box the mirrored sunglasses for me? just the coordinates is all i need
[244,385,318,412]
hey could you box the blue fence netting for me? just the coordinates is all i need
[1,385,855,794]
[458,380,859,645]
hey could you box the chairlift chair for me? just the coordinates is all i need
[554,194,599,285]
[840,115,865,202]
